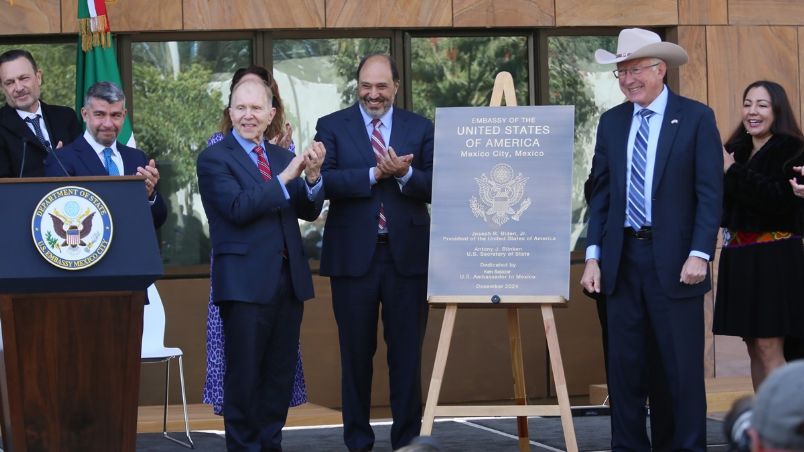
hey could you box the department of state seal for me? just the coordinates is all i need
[31,186,113,270]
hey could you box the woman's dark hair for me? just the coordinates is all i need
[725,80,804,150]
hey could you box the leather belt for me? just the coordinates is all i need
[377,234,389,244]
[624,227,652,240]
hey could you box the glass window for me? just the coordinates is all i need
[410,36,529,120]
[547,35,620,251]
[273,37,391,261]
[0,43,77,111]
[130,40,252,266]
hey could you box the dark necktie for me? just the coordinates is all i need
[23,114,51,150]
[371,118,387,231]
[627,109,655,231]
[253,145,272,181]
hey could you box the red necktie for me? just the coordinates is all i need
[371,119,387,231]
[253,145,272,181]
[254,144,288,258]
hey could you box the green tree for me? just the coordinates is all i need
[410,36,529,120]
[131,63,221,192]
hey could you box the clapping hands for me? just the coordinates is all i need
[374,146,413,179]
[277,141,326,185]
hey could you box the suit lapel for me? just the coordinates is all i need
[224,133,264,184]
[612,105,632,198]
[0,105,45,153]
[74,137,109,175]
[118,144,142,175]
[343,104,376,167]
[651,92,682,195]
[40,102,64,148]
[389,108,407,154]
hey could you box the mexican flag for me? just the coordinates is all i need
[76,0,134,146]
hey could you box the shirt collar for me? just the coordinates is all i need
[231,129,265,154]
[358,103,394,129]
[632,84,668,117]
[15,103,43,122]
[83,129,119,157]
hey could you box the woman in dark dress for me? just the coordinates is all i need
[713,80,804,390]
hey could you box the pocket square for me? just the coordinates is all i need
[671,119,679,124]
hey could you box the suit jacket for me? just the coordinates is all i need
[315,104,434,277]
[196,132,324,305]
[586,90,723,299]
[44,135,168,229]
[0,102,82,177]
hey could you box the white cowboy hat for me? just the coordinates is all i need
[595,28,688,67]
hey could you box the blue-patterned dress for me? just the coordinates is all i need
[201,132,307,415]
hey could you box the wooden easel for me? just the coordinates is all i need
[420,72,578,452]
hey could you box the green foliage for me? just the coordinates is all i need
[131,63,222,192]
[331,39,392,106]
[0,43,77,111]
[273,38,390,109]
[410,36,529,120]
[548,36,613,148]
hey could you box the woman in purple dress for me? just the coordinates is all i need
[202,66,307,415]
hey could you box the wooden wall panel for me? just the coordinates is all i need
[0,0,61,35]
[61,0,182,33]
[707,26,800,140]
[183,0,325,30]
[62,0,182,33]
[326,0,452,28]
[678,0,727,25]
[729,0,804,26]
[672,26,708,104]
[453,0,554,27]
[555,0,678,27]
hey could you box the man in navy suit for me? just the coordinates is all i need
[580,29,723,451]
[0,49,82,177]
[315,54,434,451]
[197,78,325,451]
[44,81,167,229]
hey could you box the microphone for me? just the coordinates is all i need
[46,143,70,177]
[19,138,28,178]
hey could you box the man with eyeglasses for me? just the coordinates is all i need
[580,28,723,451]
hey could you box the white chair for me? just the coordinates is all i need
[142,284,194,448]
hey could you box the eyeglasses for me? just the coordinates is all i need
[613,63,660,79]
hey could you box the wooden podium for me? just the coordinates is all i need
[0,177,162,452]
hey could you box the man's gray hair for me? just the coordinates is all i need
[84,81,126,107]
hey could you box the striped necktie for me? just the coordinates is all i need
[371,118,387,231]
[626,109,655,231]
[253,145,272,181]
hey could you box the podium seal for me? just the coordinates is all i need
[31,186,114,270]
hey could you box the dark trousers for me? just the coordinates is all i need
[219,263,304,452]
[607,235,706,452]
[331,242,428,451]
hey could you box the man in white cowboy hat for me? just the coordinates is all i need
[581,28,723,451]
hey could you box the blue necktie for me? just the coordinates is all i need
[102,147,120,176]
[627,109,655,231]
[23,114,51,150]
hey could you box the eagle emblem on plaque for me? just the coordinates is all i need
[31,186,113,270]
[469,163,531,226]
